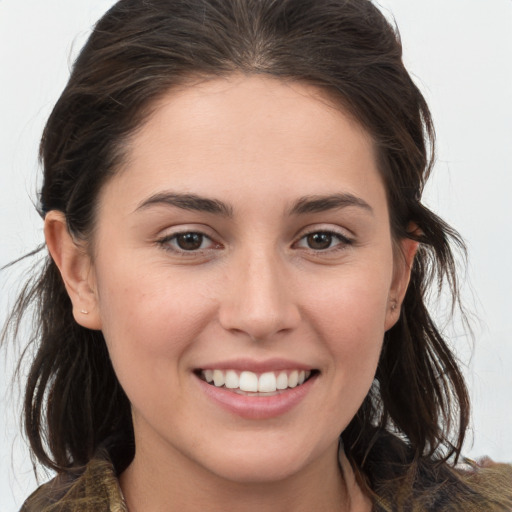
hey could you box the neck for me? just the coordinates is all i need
[119,437,371,512]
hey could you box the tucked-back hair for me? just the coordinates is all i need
[6,0,510,509]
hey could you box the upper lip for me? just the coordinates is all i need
[195,358,316,373]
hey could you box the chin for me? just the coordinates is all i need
[194,435,328,484]
[208,455,307,484]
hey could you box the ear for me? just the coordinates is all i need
[44,211,102,330]
[384,231,419,331]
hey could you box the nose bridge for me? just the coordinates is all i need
[219,243,300,340]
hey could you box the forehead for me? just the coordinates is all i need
[103,74,385,215]
[133,74,372,153]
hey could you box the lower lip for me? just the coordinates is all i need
[196,373,317,420]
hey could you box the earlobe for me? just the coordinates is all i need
[384,235,419,331]
[44,211,102,330]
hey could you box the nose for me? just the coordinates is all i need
[218,247,301,341]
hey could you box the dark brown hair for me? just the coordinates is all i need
[5,0,506,509]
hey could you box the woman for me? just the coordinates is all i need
[3,0,511,510]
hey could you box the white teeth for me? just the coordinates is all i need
[201,369,313,392]
[213,369,225,387]
[225,370,239,389]
[276,371,288,390]
[258,372,277,392]
[288,370,299,388]
[239,371,259,392]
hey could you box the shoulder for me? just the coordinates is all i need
[20,448,127,512]
[360,430,512,511]
[453,458,512,511]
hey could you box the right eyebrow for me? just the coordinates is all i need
[134,192,233,217]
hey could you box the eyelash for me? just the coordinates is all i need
[294,230,353,252]
[156,229,353,255]
[157,232,219,254]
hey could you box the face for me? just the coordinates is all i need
[67,75,412,483]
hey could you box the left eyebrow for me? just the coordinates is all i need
[288,193,374,216]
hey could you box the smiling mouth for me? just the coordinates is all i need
[196,369,318,395]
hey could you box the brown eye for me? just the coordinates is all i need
[176,233,204,251]
[306,232,334,250]
[158,230,220,254]
[295,230,352,252]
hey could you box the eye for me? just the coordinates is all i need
[295,230,352,251]
[175,232,207,251]
[158,231,218,252]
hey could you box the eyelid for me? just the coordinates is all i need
[296,223,354,241]
[293,226,354,251]
[156,226,223,254]
[154,224,354,256]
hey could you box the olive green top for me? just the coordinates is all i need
[20,447,127,512]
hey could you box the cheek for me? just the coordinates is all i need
[302,261,392,383]
[307,263,391,336]
[320,288,387,426]
[93,261,215,387]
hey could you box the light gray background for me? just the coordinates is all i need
[1,1,511,510]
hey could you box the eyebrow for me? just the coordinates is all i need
[289,193,373,216]
[135,192,233,217]
[135,191,372,217]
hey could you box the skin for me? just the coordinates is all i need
[45,75,417,512]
